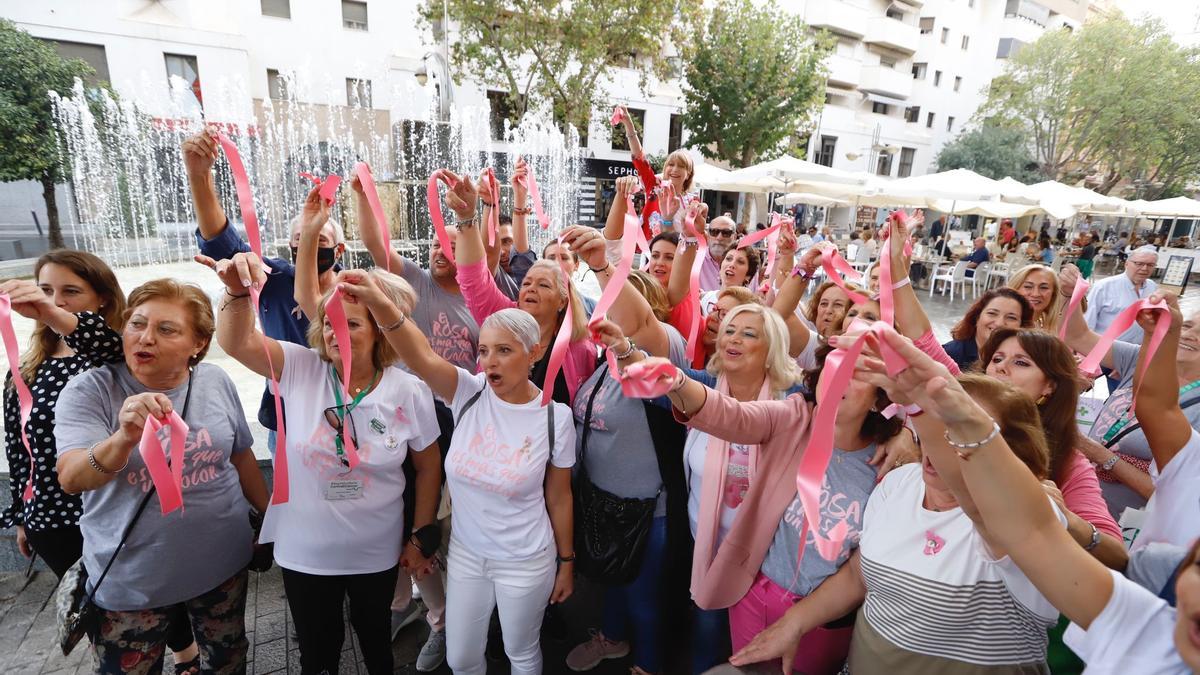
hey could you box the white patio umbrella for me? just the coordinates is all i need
[777,192,852,208]
[724,155,868,195]
[884,168,1008,202]
[691,162,737,191]
[996,177,1076,220]
[927,198,1044,219]
[1027,181,1137,215]
[1129,196,1200,218]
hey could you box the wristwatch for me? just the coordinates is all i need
[1100,455,1119,472]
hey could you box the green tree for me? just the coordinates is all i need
[978,15,1200,197]
[934,126,1040,183]
[679,0,832,168]
[0,20,96,249]
[428,0,700,137]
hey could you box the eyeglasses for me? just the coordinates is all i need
[1129,261,1156,269]
[708,228,735,238]
[323,405,358,466]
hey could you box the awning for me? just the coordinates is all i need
[862,92,908,107]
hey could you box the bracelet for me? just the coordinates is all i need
[87,441,127,475]
[1100,454,1119,472]
[892,277,912,289]
[513,206,532,216]
[219,288,252,311]
[614,337,636,360]
[480,199,496,208]
[682,237,698,249]
[1083,521,1102,551]
[556,553,576,564]
[943,420,1001,460]
[454,214,478,227]
[791,265,814,280]
[410,523,442,558]
[377,313,406,332]
[670,368,688,393]
[589,263,612,274]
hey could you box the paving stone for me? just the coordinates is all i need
[254,637,288,673]
[256,610,287,643]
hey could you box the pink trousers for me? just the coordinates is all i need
[729,572,853,675]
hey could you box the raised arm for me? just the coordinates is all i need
[667,240,698,307]
[351,174,406,274]
[616,104,646,161]
[603,176,640,241]
[885,214,935,341]
[479,173,502,273]
[446,173,484,268]
[293,187,330,320]
[773,246,822,358]
[182,128,228,241]
[1133,292,1191,469]
[336,272,459,402]
[1058,264,1110,367]
[0,279,112,354]
[511,157,531,255]
[209,252,286,380]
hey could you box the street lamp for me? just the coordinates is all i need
[415,52,453,122]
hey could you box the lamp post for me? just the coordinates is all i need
[415,0,454,122]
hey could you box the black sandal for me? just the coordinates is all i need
[174,656,200,675]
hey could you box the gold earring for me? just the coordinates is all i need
[1036,394,1047,405]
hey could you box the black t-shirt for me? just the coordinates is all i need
[1080,243,1098,261]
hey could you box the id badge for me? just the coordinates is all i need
[324,479,364,501]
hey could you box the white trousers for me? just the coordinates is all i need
[391,569,447,631]
[444,541,556,675]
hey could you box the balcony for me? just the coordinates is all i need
[803,1,868,39]
[859,65,913,99]
[863,16,920,54]
[825,53,861,88]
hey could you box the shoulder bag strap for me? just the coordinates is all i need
[576,371,609,467]
[87,370,195,602]
[458,389,484,419]
[1104,395,1200,449]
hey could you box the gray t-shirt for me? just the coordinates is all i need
[399,256,479,372]
[760,444,877,596]
[1089,340,1200,519]
[573,324,687,517]
[55,363,255,611]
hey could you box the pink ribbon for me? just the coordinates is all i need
[819,248,869,305]
[615,359,676,398]
[140,411,190,514]
[541,236,576,406]
[1058,278,1090,340]
[299,172,342,204]
[740,214,786,294]
[682,206,707,364]
[0,295,34,501]
[514,160,551,230]
[1077,298,1169,415]
[354,162,392,272]
[610,106,624,126]
[800,321,909,565]
[878,211,914,327]
[588,212,640,331]
[427,170,459,266]
[323,287,364,467]
[481,167,500,246]
[216,134,290,505]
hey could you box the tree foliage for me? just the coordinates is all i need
[678,0,832,168]
[978,16,1200,198]
[935,126,1040,183]
[429,0,700,137]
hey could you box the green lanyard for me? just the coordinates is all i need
[1102,379,1200,443]
[327,365,379,465]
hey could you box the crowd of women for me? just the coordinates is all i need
[2,110,1196,675]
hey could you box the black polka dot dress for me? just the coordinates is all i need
[2,312,122,532]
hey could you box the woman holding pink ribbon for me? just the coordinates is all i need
[447,171,596,405]
[55,279,268,675]
[2,251,125,579]
[611,104,696,240]
[213,246,442,675]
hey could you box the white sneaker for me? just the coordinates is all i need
[390,601,421,640]
[415,628,446,672]
[565,630,630,671]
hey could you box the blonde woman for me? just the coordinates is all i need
[1009,264,1065,332]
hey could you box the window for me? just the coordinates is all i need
[886,7,904,19]
[898,147,916,177]
[904,106,921,123]
[997,38,1027,58]
[816,136,837,167]
[934,70,942,86]
[872,101,890,115]
[879,56,897,69]
[164,53,202,108]
[961,35,970,50]
[941,27,950,43]
[45,40,109,86]
[668,114,684,152]
[261,0,290,18]
[876,152,893,177]
[954,75,963,92]
[947,116,955,132]
[346,78,372,108]
[919,17,935,34]
[611,107,645,151]
[342,0,368,30]
[912,62,927,79]
[266,69,291,100]
[927,112,935,128]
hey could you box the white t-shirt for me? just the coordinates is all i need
[1064,569,1188,674]
[261,343,440,575]
[855,465,1060,667]
[445,369,576,560]
[1133,428,1200,552]
[685,430,754,544]
[700,289,720,316]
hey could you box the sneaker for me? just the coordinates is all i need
[415,628,447,672]
[390,601,422,640]
[566,630,630,671]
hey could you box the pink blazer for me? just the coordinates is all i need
[675,387,812,609]
[457,259,596,404]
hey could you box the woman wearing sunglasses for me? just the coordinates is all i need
[213,192,443,675]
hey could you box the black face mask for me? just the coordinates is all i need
[291,246,338,273]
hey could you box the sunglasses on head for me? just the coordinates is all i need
[708,228,735,238]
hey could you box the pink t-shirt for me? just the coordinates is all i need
[1058,450,1121,539]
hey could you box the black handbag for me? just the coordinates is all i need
[573,372,659,584]
[56,373,194,655]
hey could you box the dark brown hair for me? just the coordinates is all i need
[803,343,903,445]
[950,288,1033,341]
[958,374,1050,479]
[722,246,761,287]
[20,250,126,383]
[979,328,1083,482]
